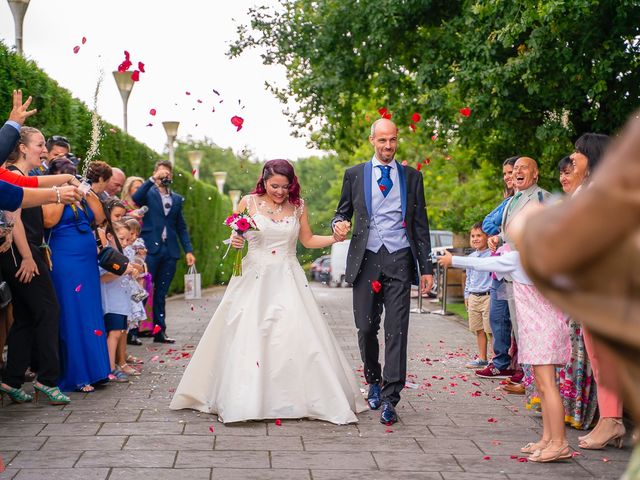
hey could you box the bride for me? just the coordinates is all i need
[170,159,367,424]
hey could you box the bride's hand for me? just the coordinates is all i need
[230,233,245,249]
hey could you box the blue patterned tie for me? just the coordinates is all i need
[377,165,393,197]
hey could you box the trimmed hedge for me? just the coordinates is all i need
[0,42,234,293]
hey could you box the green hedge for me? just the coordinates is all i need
[0,42,234,293]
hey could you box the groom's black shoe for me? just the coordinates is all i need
[153,333,176,344]
[380,401,398,425]
[367,384,382,410]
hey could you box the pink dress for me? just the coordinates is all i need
[452,249,571,366]
[512,282,570,365]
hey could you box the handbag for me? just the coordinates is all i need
[95,200,130,276]
[0,280,11,309]
[184,264,201,300]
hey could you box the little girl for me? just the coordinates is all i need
[100,221,137,383]
[438,246,572,463]
[122,217,148,353]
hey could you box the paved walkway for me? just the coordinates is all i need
[0,283,632,479]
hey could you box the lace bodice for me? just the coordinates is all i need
[243,195,304,262]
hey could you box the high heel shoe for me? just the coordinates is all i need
[521,439,549,454]
[529,440,572,463]
[0,383,33,405]
[579,418,625,450]
[33,382,70,405]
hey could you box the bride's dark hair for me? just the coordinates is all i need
[251,159,301,206]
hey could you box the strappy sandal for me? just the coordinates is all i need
[521,439,549,454]
[0,383,33,405]
[33,382,70,405]
[77,384,95,393]
[529,441,572,463]
[126,355,144,365]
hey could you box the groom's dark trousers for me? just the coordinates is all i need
[353,245,414,406]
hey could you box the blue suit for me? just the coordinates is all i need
[0,122,24,211]
[132,179,193,335]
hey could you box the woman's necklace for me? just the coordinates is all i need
[259,199,284,215]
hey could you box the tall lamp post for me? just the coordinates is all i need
[229,190,241,211]
[187,150,204,180]
[213,171,227,195]
[112,71,136,133]
[162,121,180,167]
[8,0,31,56]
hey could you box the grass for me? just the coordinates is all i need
[445,302,468,321]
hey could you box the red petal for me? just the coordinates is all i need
[385,429,393,433]
[483,456,491,461]
[431,134,438,141]
[401,160,408,166]
[185,91,191,95]
[124,50,130,60]
[382,112,392,119]
[518,458,528,462]
[93,329,103,336]
[209,425,214,433]
[409,124,416,132]
[416,163,422,171]
[424,158,431,165]
[378,107,388,116]
[230,115,244,131]
[131,70,140,82]
[146,123,153,127]
[379,185,386,192]
[487,417,497,423]
[81,37,87,45]
[138,61,145,73]
[149,108,157,116]
[197,99,203,104]
[152,325,162,335]
[371,280,382,293]
[192,169,197,176]
[274,419,282,426]
[459,107,471,117]
[73,46,80,54]
[75,284,82,292]
[411,112,421,123]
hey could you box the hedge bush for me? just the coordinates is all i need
[0,41,234,293]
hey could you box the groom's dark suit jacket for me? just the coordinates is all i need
[333,161,433,283]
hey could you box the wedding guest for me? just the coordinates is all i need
[439,245,572,462]
[121,176,144,211]
[43,161,111,392]
[0,127,74,405]
[105,167,126,197]
[132,160,195,344]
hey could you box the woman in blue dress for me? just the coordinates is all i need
[43,161,112,392]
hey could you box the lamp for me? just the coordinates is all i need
[112,71,136,133]
[7,0,30,56]
[162,121,180,166]
[187,150,204,180]
[229,190,242,211]
[213,171,227,195]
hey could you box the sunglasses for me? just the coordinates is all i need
[49,135,70,147]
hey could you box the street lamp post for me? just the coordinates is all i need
[112,71,136,133]
[162,121,180,167]
[7,0,31,56]
[213,171,227,195]
[187,150,204,180]
[229,190,241,211]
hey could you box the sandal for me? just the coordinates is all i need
[521,439,549,454]
[77,384,95,393]
[529,441,572,463]
[126,355,144,365]
[34,382,70,405]
[118,364,141,376]
[0,383,33,405]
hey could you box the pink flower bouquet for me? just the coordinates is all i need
[224,210,258,276]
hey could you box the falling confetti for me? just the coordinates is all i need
[482,456,491,461]
[138,61,145,73]
[82,37,87,45]
[152,325,162,335]
[186,91,191,95]
[73,46,80,54]
[371,280,382,293]
[411,112,421,123]
[459,107,472,117]
[274,419,282,426]
[230,115,244,131]
[75,284,82,292]
[93,329,103,336]
[209,425,215,433]
[149,108,157,116]
[131,70,140,82]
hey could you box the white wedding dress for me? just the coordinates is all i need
[169,196,367,424]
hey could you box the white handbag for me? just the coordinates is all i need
[184,264,202,300]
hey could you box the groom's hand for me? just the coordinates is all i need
[332,220,351,242]
[420,274,433,295]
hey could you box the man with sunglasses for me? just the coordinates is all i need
[132,160,195,344]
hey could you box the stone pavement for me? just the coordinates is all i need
[0,283,633,479]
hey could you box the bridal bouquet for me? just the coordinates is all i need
[224,210,258,276]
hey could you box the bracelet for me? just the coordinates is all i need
[52,186,61,204]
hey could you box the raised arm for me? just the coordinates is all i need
[299,202,337,249]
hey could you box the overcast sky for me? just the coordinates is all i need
[0,0,326,161]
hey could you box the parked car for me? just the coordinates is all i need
[310,254,330,282]
[328,240,351,287]
[316,256,332,284]
[428,230,454,297]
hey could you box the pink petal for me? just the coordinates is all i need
[482,456,491,461]
[75,284,82,292]
[152,325,162,335]
[138,61,145,73]
[274,419,282,426]
[81,37,87,45]
[149,108,157,116]
[73,46,80,54]
[209,425,215,433]
[150,355,160,362]
[93,329,103,336]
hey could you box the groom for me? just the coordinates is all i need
[332,118,433,424]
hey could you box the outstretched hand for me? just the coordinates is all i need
[436,250,453,268]
[9,90,37,126]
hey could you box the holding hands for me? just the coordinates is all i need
[332,220,351,242]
